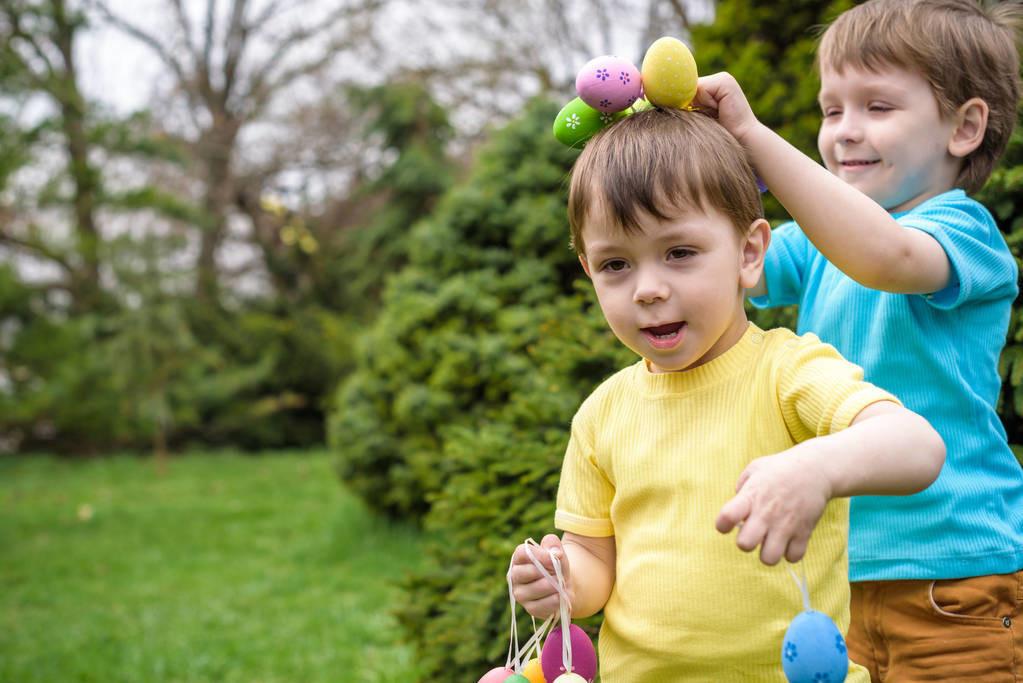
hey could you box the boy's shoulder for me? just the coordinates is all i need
[574,361,643,416]
[758,325,827,354]
[898,189,996,232]
[756,326,853,376]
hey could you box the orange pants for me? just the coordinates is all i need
[848,571,1023,682]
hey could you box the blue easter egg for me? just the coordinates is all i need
[781,610,848,683]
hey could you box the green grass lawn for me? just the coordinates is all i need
[0,450,424,683]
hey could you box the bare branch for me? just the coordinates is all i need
[0,230,74,273]
[247,0,287,29]
[222,0,250,98]
[90,1,198,111]
[2,9,59,87]
[246,0,385,103]
[201,0,216,88]
[168,0,202,66]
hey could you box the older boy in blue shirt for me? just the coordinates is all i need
[696,0,1023,679]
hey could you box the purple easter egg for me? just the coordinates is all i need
[541,623,597,682]
[575,55,642,114]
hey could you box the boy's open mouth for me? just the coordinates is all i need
[840,159,879,168]
[641,321,686,349]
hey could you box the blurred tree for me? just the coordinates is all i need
[401,0,710,141]
[335,79,454,314]
[0,0,105,313]
[93,0,388,308]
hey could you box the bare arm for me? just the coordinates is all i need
[561,532,616,618]
[744,122,950,294]
[804,399,945,497]
[717,400,945,565]
[695,72,951,295]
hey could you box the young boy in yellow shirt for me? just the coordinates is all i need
[695,0,1023,678]
[507,108,944,681]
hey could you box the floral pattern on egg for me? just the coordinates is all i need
[575,55,641,113]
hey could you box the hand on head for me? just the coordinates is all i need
[692,72,760,147]
[509,534,572,619]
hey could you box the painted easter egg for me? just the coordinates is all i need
[553,675,588,683]
[781,610,848,683]
[540,624,597,682]
[478,666,516,683]
[630,98,653,113]
[553,97,627,148]
[641,36,698,109]
[522,657,546,683]
[505,676,531,683]
[576,55,642,113]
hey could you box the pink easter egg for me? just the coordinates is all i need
[478,666,515,683]
[540,623,597,682]
[575,55,642,113]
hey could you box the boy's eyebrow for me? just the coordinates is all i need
[586,226,701,258]
[818,80,912,104]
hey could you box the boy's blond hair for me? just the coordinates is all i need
[817,0,1022,194]
[568,108,763,255]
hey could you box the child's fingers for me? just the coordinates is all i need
[735,514,767,553]
[758,529,789,566]
[734,464,756,493]
[716,493,752,533]
[540,534,569,579]
[511,542,553,571]
[507,561,543,585]
[520,593,561,620]
[511,573,560,606]
[784,535,810,564]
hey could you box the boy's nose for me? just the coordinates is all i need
[834,113,864,144]
[633,273,670,304]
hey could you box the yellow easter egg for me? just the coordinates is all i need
[523,657,546,683]
[641,36,698,109]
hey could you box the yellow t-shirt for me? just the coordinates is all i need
[555,324,892,682]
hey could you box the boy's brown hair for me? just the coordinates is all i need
[817,0,1022,194]
[568,108,763,255]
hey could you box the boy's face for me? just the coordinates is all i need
[580,204,766,374]
[817,63,960,212]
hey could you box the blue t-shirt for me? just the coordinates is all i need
[751,189,1023,581]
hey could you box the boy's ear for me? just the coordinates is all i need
[578,253,592,278]
[739,219,771,290]
[948,97,989,159]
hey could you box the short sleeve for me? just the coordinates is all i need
[749,221,812,309]
[776,334,900,442]
[899,197,1018,310]
[555,412,615,537]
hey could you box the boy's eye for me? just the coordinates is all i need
[868,103,893,113]
[822,107,841,118]
[600,259,628,272]
[667,247,694,260]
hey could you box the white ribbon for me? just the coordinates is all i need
[521,538,574,674]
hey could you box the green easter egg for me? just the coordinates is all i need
[631,98,653,112]
[553,97,626,148]
[505,676,531,683]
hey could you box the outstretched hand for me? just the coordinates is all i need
[715,448,833,565]
[508,534,572,619]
